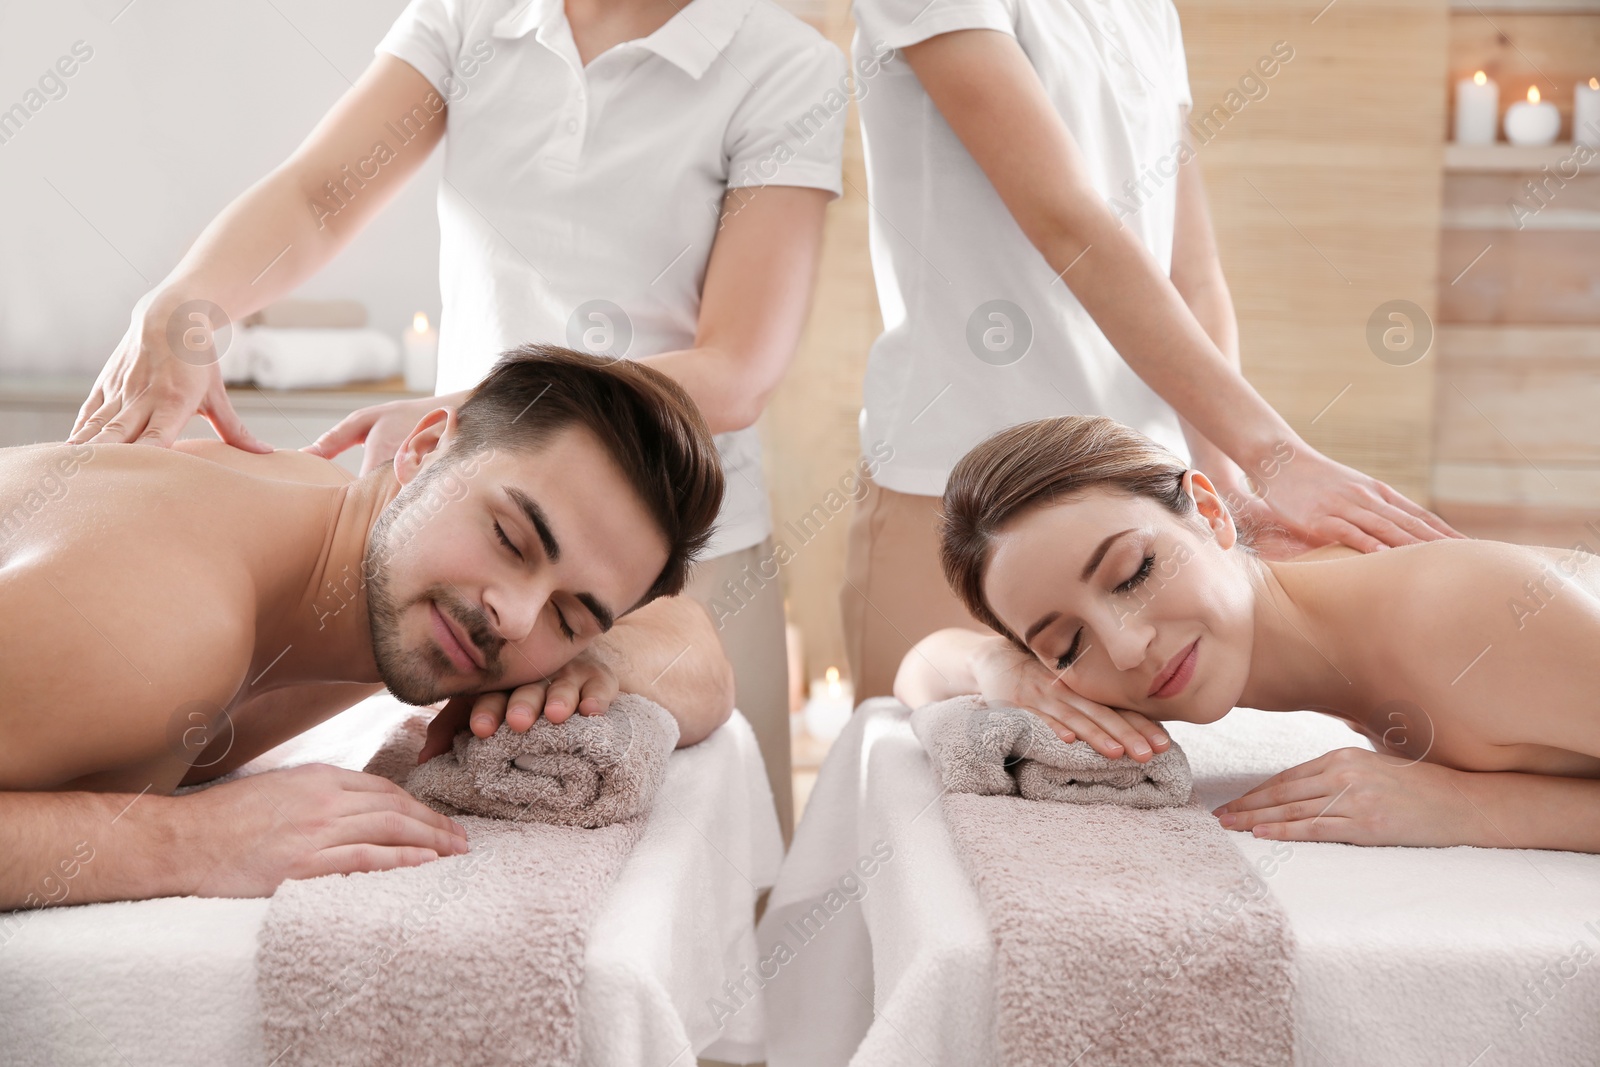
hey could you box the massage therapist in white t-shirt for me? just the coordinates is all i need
[67,0,848,842]
[843,0,1463,754]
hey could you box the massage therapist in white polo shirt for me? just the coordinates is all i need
[68,0,849,842]
[842,0,1463,752]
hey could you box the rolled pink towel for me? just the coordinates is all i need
[910,694,1191,808]
[405,692,679,827]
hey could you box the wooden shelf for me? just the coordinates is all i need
[1444,142,1598,172]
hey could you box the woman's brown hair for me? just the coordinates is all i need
[938,415,1204,648]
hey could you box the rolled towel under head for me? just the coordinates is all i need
[405,692,679,827]
[910,694,1192,808]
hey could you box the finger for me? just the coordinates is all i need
[69,398,119,445]
[347,785,469,838]
[328,810,469,856]
[86,402,153,446]
[1315,516,1385,555]
[316,843,447,876]
[1213,759,1332,814]
[1248,816,1358,843]
[69,385,107,442]
[1374,481,1466,540]
[357,431,405,477]
[417,698,472,764]
[577,671,618,716]
[1215,779,1338,826]
[1114,708,1171,752]
[1047,691,1152,759]
[302,410,375,461]
[470,691,509,737]
[544,677,582,723]
[1038,701,1129,759]
[203,387,274,453]
[504,681,549,731]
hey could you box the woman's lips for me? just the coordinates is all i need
[429,601,480,673]
[1149,638,1199,699]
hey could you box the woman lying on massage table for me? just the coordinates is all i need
[896,415,1600,852]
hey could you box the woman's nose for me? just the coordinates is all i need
[1102,616,1155,673]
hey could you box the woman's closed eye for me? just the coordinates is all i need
[1053,553,1157,671]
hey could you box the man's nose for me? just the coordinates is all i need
[481,580,550,644]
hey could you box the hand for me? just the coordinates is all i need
[302,390,471,475]
[180,763,470,897]
[415,651,621,764]
[1212,747,1476,847]
[69,292,273,451]
[1254,444,1464,553]
[968,635,1170,761]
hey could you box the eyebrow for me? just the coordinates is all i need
[1021,527,1136,645]
[502,485,616,634]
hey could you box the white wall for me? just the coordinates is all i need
[0,0,440,376]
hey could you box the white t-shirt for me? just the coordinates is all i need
[376,0,846,557]
[851,0,1195,496]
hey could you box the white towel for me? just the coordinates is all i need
[242,326,400,389]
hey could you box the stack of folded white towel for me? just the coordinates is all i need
[217,298,401,389]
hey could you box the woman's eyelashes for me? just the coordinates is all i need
[1052,552,1157,670]
[1115,553,1156,594]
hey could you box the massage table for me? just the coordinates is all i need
[759,698,1600,1067]
[0,693,783,1067]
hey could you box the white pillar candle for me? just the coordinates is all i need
[802,666,855,743]
[402,311,439,392]
[1576,77,1600,148]
[1505,85,1561,147]
[1454,70,1499,145]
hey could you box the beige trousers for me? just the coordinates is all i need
[840,472,998,702]
[683,534,793,845]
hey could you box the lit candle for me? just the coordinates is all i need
[802,666,855,744]
[1454,70,1499,145]
[1576,77,1600,148]
[402,311,439,392]
[1504,85,1560,147]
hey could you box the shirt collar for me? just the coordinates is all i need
[492,0,756,81]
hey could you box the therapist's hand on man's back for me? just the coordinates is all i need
[68,290,274,452]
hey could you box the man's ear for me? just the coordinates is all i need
[1182,469,1239,550]
[392,405,460,486]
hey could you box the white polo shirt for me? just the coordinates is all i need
[851,0,1194,496]
[376,0,846,558]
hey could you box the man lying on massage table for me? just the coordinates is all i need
[0,343,735,911]
[897,415,1600,852]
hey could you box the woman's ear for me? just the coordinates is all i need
[392,405,460,485]
[1182,469,1239,550]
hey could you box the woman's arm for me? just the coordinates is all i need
[636,185,832,434]
[1216,747,1600,853]
[899,30,1461,552]
[71,54,448,449]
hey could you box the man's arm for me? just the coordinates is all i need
[416,593,737,762]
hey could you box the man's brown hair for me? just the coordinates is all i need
[448,343,724,605]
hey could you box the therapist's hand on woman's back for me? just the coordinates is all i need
[68,290,274,452]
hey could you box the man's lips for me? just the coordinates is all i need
[430,601,484,671]
[1148,638,1199,698]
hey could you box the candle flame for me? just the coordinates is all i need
[1528,86,1540,104]
[1473,70,1487,86]
[825,665,841,697]
[1591,77,1599,91]
[412,311,430,332]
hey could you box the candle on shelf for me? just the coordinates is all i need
[802,666,855,744]
[1504,85,1560,147]
[1454,70,1499,145]
[402,311,439,392]
[1576,77,1600,148]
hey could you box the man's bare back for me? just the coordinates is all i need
[0,354,733,909]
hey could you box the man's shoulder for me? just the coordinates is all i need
[171,439,356,487]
